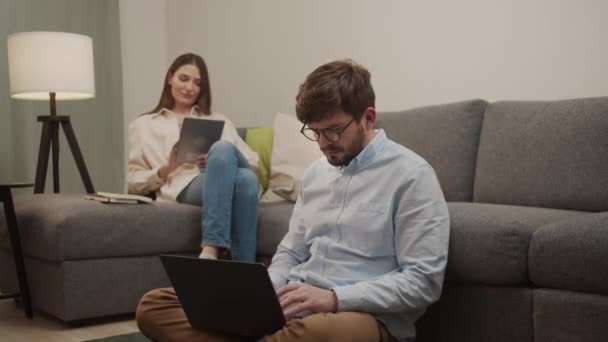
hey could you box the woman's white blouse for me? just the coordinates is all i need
[128,108,259,202]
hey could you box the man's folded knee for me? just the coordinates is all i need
[136,290,156,325]
[136,288,172,325]
[135,297,152,335]
[140,287,168,304]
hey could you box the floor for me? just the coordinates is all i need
[0,299,139,342]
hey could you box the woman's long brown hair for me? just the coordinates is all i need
[145,53,212,115]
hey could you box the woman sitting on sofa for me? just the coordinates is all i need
[127,52,259,262]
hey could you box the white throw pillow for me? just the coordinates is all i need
[264,112,323,202]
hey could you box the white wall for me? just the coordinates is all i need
[119,0,168,124]
[119,0,168,189]
[120,0,608,129]
[164,0,608,127]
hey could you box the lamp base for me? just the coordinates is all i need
[34,114,95,194]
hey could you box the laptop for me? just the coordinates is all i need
[160,254,286,337]
[175,118,225,163]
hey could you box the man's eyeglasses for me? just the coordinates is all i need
[300,118,355,142]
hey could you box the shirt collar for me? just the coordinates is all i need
[152,105,202,118]
[339,129,387,173]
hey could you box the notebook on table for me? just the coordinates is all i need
[160,254,286,337]
[176,118,225,163]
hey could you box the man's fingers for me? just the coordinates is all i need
[279,294,295,310]
[279,291,306,309]
[283,302,306,318]
[276,282,299,297]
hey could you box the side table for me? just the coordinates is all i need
[0,182,34,318]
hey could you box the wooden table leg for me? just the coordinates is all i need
[1,188,33,318]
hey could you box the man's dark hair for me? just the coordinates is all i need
[295,59,375,123]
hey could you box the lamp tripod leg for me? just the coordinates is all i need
[33,121,51,194]
[60,121,95,194]
[51,121,60,193]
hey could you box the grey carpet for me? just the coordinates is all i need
[83,332,151,342]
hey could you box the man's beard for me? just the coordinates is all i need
[323,126,366,167]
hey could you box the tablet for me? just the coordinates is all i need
[176,117,225,163]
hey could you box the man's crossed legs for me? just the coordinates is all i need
[136,287,396,342]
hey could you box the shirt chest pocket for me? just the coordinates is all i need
[339,202,394,256]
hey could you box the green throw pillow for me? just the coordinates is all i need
[245,127,273,192]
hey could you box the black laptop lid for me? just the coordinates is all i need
[160,255,286,337]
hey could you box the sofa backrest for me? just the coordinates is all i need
[376,99,487,202]
[473,97,608,212]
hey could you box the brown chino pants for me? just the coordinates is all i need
[136,287,397,342]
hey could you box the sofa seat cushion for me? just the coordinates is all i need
[0,194,202,262]
[529,212,608,295]
[447,202,584,285]
[256,200,294,256]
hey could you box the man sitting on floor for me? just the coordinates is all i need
[136,59,450,342]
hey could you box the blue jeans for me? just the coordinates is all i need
[177,141,258,262]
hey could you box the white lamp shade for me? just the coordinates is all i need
[7,31,95,100]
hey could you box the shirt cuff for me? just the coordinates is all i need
[268,271,287,290]
[331,284,366,311]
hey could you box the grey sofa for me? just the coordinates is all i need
[376,98,608,342]
[1,97,607,342]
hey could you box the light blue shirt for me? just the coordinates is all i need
[268,129,450,341]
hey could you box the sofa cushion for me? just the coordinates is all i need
[267,112,324,202]
[473,97,608,212]
[446,202,584,285]
[529,212,608,296]
[0,194,202,262]
[376,99,487,202]
[245,126,274,192]
[0,193,295,263]
[256,200,294,256]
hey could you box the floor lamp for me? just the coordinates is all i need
[7,31,96,194]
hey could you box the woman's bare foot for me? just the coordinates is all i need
[199,245,219,259]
